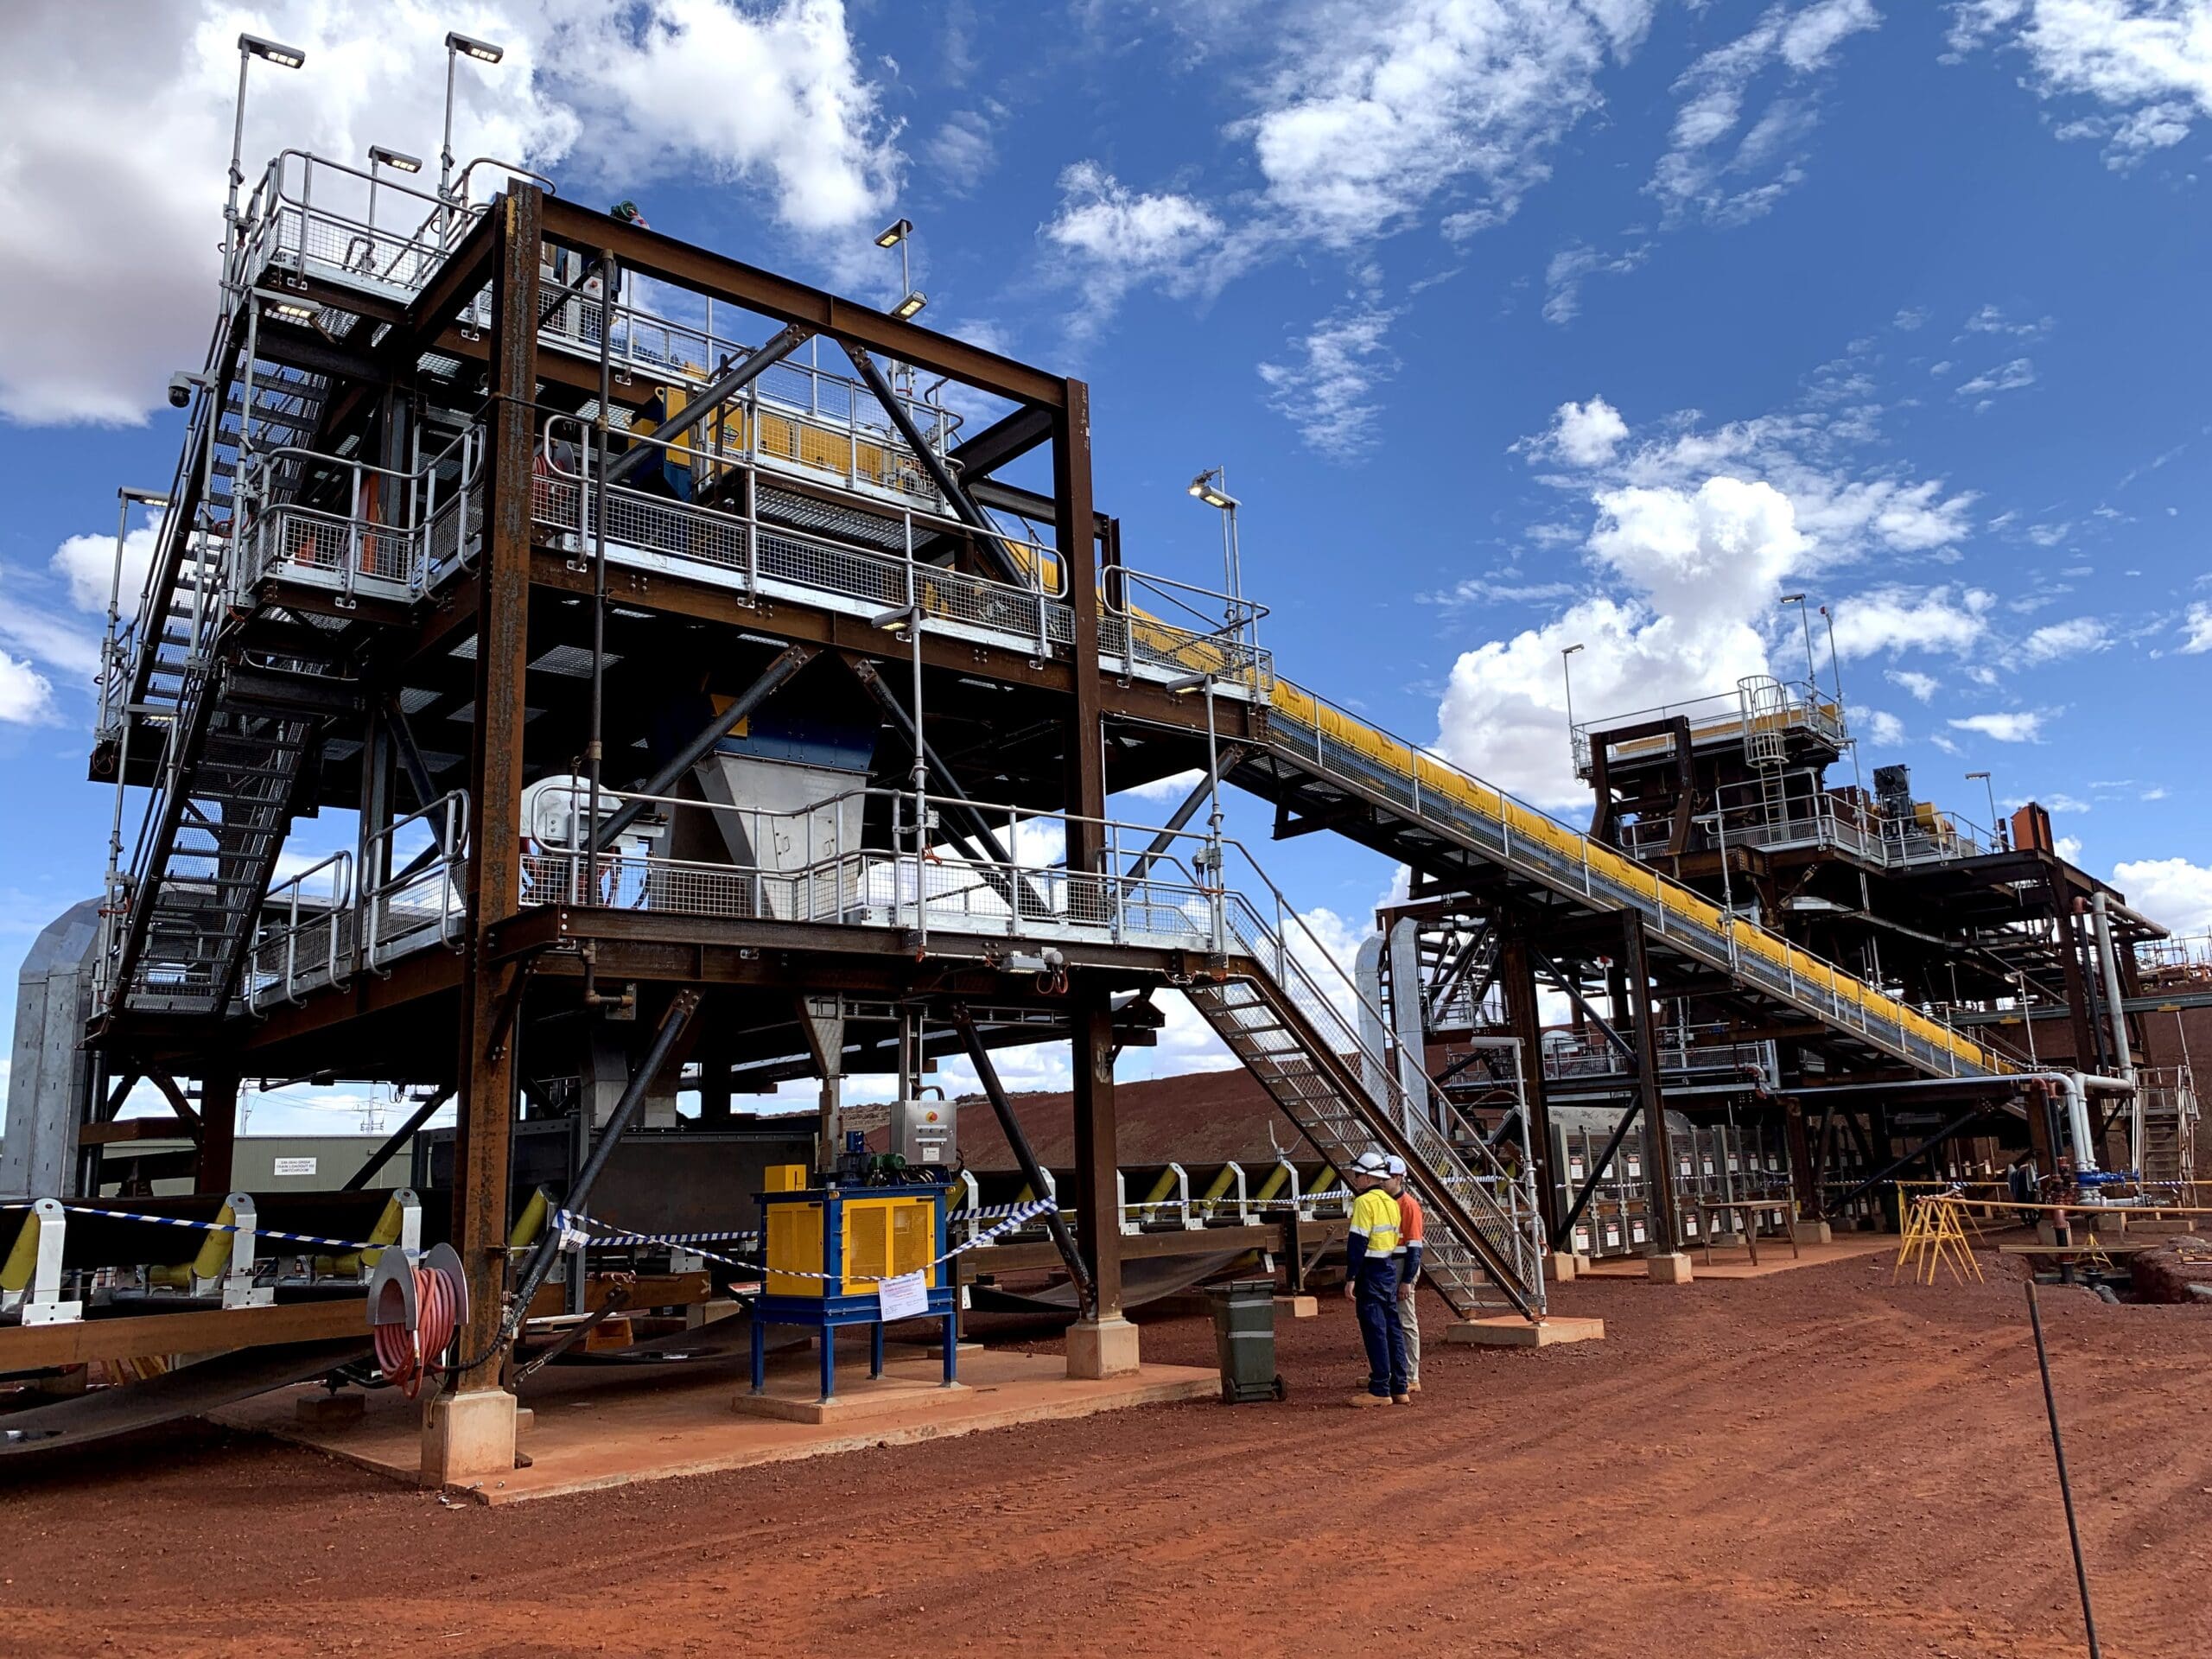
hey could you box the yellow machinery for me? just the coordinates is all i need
[750,1163,955,1402]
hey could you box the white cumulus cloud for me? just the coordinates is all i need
[2114,855,2212,936]
[0,0,901,425]
[0,653,57,725]
[1543,396,1631,467]
[1948,709,2047,741]
[1949,1,2212,168]
[1435,475,1808,808]
[2019,615,2111,662]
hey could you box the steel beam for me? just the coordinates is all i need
[1500,934,1559,1241]
[1124,746,1249,880]
[591,643,815,849]
[1070,977,1123,1320]
[951,1006,1093,1315]
[449,186,542,1396]
[537,194,1063,408]
[342,1087,453,1192]
[1056,379,1106,881]
[1618,912,1681,1253]
[842,344,1023,585]
[1831,1105,1988,1211]
[194,1071,237,1193]
[950,405,1054,481]
[604,323,810,486]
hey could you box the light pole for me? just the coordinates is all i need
[226,35,307,284]
[1561,642,1586,765]
[1168,671,1224,950]
[1780,593,1817,687]
[365,146,421,262]
[1187,467,1243,634]
[874,219,924,394]
[442,32,505,227]
[1967,770,2003,849]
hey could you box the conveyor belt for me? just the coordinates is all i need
[1256,680,2005,1081]
[968,1250,1252,1314]
[0,1339,365,1459]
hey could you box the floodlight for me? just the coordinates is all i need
[446,31,505,63]
[240,33,306,68]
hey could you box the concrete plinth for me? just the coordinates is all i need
[1546,1252,1587,1283]
[1066,1315,1140,1379]
[420,1389,518,1489]
[734,1377,972,1425]
[1444,1314,1605,1349]
[1793,1220,1833,1246]
[1274,1294,1319,1319]
[1645,1252,1694,1285]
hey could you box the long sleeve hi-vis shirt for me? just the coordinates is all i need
[1395,1187,1425,1285]
[1345,1188,1402,1281]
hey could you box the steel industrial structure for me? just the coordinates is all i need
[10,107,2159,1475]
[1365,674,2191,1262]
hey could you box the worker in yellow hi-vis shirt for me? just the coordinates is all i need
[1343,1149,1407,1406]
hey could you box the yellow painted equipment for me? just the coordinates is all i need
[766,1190,936,1299]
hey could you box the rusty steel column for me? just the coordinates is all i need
[450,185,542,1395]
[1053,378,1106,874]
[195,1068,238,1195]
[1618,912,1680,1253]
[1500,931,1558,1241]
[2052,885,2099,1072]
[1071,977,1123,1321]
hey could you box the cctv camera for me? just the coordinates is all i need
[168,372,195,410]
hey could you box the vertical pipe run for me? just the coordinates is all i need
[584,251,613,906]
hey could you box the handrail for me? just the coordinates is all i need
[363,791,470,969]
[251,852,353,1009]
[1265,678,2004,1078]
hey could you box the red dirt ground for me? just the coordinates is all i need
[3,1249,2208,1658]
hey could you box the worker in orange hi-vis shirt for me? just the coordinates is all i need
[1385,1155,1424,1392]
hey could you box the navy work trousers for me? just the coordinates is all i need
[1355,1256,1408,1396]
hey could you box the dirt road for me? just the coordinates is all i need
[3,1249,2207,1657]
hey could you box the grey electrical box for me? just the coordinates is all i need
[890,1096,957,1166]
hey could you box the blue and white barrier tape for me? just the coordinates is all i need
[550,1198,1061,1284]
[1,1202,382,1255]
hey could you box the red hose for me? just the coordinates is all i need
[373,1264,458,1400]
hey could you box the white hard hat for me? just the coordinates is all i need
[1351,1149,1390,1178]
[1384,1155,1407,1178]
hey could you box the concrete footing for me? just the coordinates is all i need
[1793,1220,1833,1246]
[1646,1252,1694,1285]
[1066,1315,1141,1379]
[1546,1252,1588,1282]
[420,1388,518,1488]
[1444,1314,1605,1350]
[1274,1294,1319,1319]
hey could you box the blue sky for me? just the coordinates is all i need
[3,0,2210,1127]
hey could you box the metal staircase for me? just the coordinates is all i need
[1179,885,1546,1319]
[100,340,334,1020]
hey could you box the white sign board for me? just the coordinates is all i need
[272,1156,317,1178]
[877,1270,929,1323]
